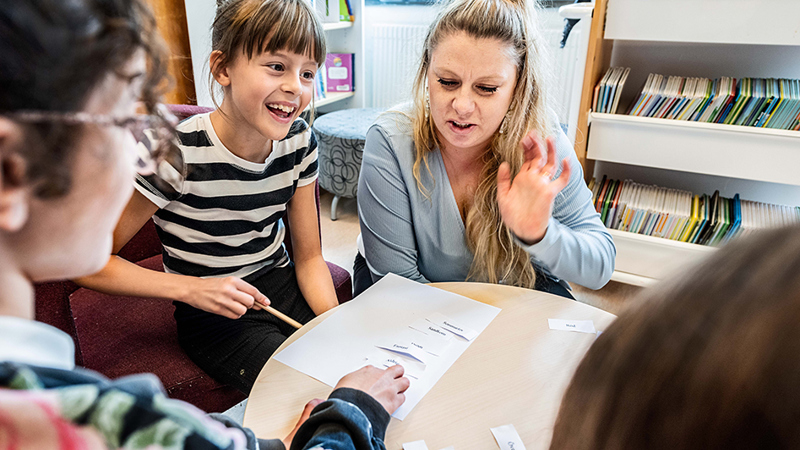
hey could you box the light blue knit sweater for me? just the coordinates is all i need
[357,108,615,290]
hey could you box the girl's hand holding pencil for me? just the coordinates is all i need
[178,275,303,328]
[179,276,271,320]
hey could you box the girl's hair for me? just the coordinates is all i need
[209,0,326,108]
[409,0,553,288]
[0,0,168,198]
[551,225,800,449]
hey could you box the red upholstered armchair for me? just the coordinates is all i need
[33,104,352,413]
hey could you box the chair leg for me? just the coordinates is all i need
[331,195,341,221]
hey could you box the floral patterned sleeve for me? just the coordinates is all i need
[0,362,250,450]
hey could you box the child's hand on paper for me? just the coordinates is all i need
[335,365,410,414]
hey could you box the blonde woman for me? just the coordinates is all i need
[356,0,615,297]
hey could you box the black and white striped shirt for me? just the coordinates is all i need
[135,113,318,279]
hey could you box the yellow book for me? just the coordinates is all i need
[680,195,700,242]
[622,208,635,232]
[670,216,688,241]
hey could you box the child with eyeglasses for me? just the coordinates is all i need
[0,0,407,449]
[78,0,347,396]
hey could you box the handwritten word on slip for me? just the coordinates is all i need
[376,340,429,364]
[409,319,454,342]
[490,424,527,450]
[396,328,451,356]
[427,312,478,341]
[548,318,596,334]
[365,351,425,379]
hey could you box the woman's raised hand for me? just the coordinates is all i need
[497,131,571,245]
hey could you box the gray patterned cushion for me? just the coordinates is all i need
[313,108,385,198]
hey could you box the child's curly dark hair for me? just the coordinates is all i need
[0,0,169,197]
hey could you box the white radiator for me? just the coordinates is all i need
[556,3,594,145]
[545,25,582,136]
[366,24,429,109]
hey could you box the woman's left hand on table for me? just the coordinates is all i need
[497,131,571,245]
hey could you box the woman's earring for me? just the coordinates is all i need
[499,111,511,134]
[424,85,431,120]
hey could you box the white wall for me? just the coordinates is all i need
[184,0,217,107]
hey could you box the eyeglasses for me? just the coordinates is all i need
[5,104,184,187]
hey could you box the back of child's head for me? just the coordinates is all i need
[209,0,326,104]
[551,225,800,449]
[0,0,167,197]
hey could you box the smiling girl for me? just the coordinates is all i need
[78,0,339,394]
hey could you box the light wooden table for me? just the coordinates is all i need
[243,282,616,449]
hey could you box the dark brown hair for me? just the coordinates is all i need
[209,0,326,107]
[0,0,168,197]
[551,225,800,449]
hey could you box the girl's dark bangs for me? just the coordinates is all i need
[244,1,325,65]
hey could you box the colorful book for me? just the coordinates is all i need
[325,53,354,92]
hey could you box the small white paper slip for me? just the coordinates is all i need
[407,330,450,357]
[375,340,429,364]
[490,424,527,450]
[548,318,597,334]
[402,440,429,450]
[397,328,451,357]
[365,351,425,379]
[409,319,453,342]
[427,312,478,341]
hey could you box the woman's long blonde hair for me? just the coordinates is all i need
[410,0,553,288]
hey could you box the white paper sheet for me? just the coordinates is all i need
[274,274,501,419]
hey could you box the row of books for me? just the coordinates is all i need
[589,176,800,247]
[625,74,800,130]
[312,0,354,23]
[592,67,630,114]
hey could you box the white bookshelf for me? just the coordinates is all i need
[584,0,800,285]
[587,113,800,187]
[609,229,716,287]
[313,91,354,108]
[317,0,365,113]
[605,0,800,46]
[323,21,354,31]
